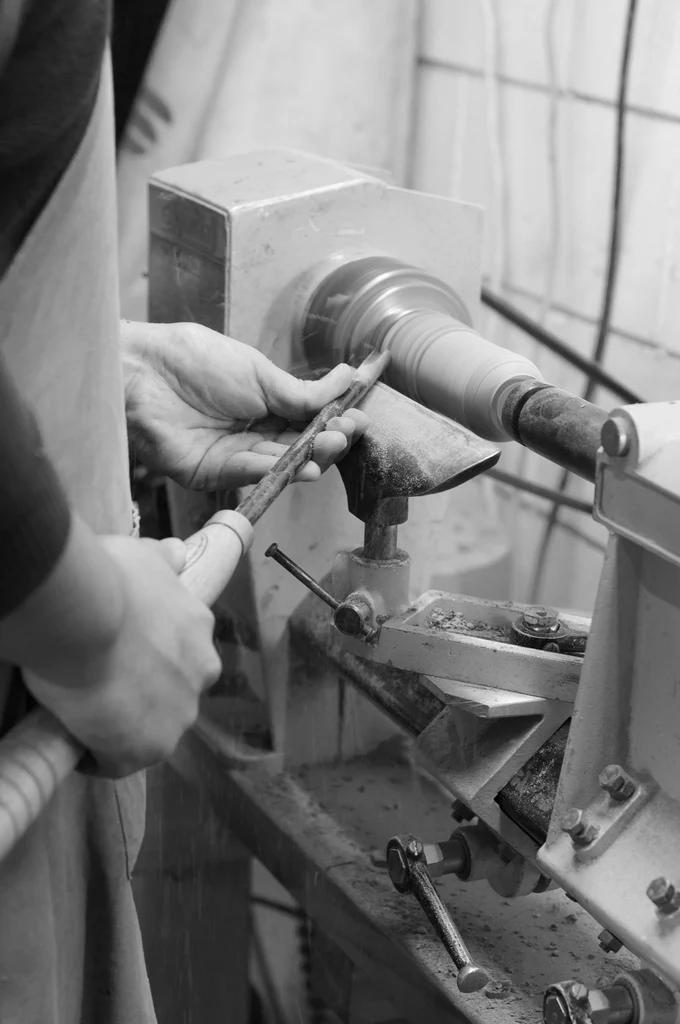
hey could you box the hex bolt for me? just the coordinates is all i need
[386,843,410,893]
[544,981,636,1024]
[520,606,560,634]
[599,764,636,802]
[406,836,424,859]
[451,800,475,823]
[561,807,599,847]
[598,929,623,954]
[569,982,590,1006]
[647,877,680,915]
[601,415,630,458]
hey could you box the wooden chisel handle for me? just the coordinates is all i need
[0,510,253,863]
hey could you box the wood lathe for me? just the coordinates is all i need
[131,149,680,1024]
[8,149,680,1024]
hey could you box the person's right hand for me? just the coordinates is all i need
[24,534,221,778]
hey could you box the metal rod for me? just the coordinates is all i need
[409,861,473,971]
[500,381,608,482]
[408,861,489,993]
[238,350,390,525]
[265,543,339,611]
[363,521,398,560]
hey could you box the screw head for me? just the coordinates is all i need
[569,983,590,1006]
[601,415,630,457]
[560,808,598,846]
[521,606,560,634]
[561,807,584,837]
[597,929,623,954]
[451,800,475,823]
[386,843,410,892]
[599,764,636,801]
[406,836,424,859]
[647,876,680,913]
[575,824,599,847]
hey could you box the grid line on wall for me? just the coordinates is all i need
[419,56,680,129]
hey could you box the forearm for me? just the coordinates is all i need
[0,353,125,682]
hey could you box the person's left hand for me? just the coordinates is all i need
[121,320,369,490]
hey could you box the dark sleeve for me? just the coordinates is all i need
[0,353,72,617]
[0,0,110,275]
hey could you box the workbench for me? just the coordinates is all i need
[171,728,637,1024]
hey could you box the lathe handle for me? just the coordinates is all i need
[0,509,253,863]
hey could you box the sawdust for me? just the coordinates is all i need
[426,606,512,643]
[485,980,514,1000]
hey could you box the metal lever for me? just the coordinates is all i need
[386,834,490,993]
[265,543,375,639]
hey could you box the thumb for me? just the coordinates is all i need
[261,361,354,419]
[155,536,188,574]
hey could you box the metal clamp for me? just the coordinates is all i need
[511,606,588,656]
[385,834,489,993]
[265,543,375,639]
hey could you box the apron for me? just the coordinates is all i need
[0,55,156,1024]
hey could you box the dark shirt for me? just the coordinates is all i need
[0,0,109,274]
[0,0,109,615]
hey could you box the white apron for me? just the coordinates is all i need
[0,55,155,1024]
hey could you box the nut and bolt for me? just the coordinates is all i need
[601,415,631,458]
[569,983,590,1006]
[520,606,560,634]
[386,843,410,893]
[543,981,636,1024]
[451,800,475,823]
[406,836,424,859]
[561,807,599,847]
[647,877,680,915]
[599,764,636,802]
[598,929,623,954]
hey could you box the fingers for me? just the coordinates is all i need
[259,360,355,419]
[341,408,370,436]
[250,421,355,475]
[312,426,350,473]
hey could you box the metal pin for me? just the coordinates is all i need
[265,543,339,611]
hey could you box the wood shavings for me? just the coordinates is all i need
[426,607,512,643]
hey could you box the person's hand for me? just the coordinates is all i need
[121,320,369,490]
[22,529,221,778]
